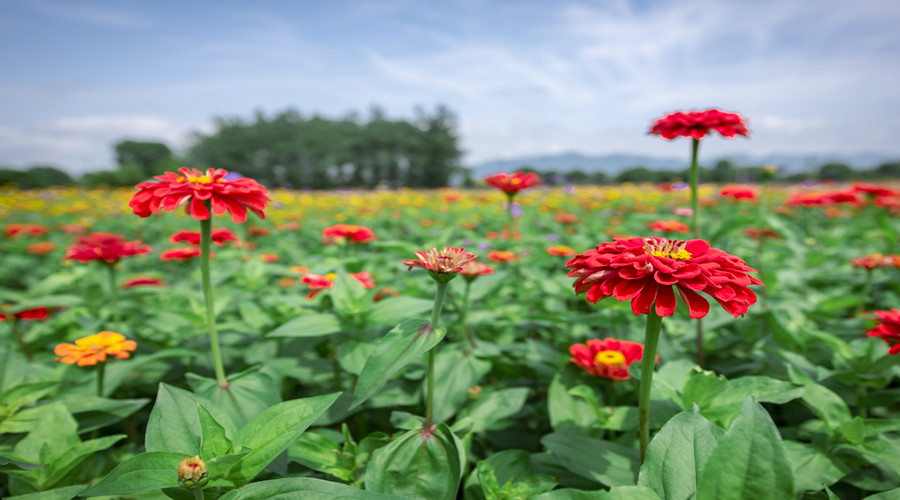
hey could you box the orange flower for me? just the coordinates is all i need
[322,224,376,245]
[405,247,477,282]
[130,167,270,224]
[26,241,57,255]
[851,253,900,270]
[554,212,579,224]
[54,331,136,366]
[547,245,577,257]
[301,271,376,299]
[483,171,542,195]
[459,261,494,281]
[122,275,166,288]
[177,456,209,490]
[259,253,279,263]
[487,250,517,263]
[569,338,654,381]
[648,220,690,234]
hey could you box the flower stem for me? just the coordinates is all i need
[639,309,662,463]
[460,280,477,352]
[425,281,449,430]
[11,319,34,362]
[97,361,106,397]
[106,263,119,330]
[192,488,204,500]
[200,217,228,387]
[689,138,701,239]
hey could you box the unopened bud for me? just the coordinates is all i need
[468,386,482,400]
[178,455,208,490]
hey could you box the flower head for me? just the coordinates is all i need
[54,331,136,366]
[459,261,494,281]
[4,223,48,238]
[0,306,50,322]
[169,228,238,247]
[867,309,900,355]
[649,109,749,140]
[566,236,762,318]
[487,250,517,263]
[26,241,57,255]
[547,245,578,257]
[322,224,377,245]
[648,220,690,234]
[122,275,166,288]
[129,167,270,224]
[177,456,209,490]
[405,247,477,283]
[483,172,542,195]
[65,232,152,264]
[851,253,900,270]
[569,338,653,381]
[160,246,205,261]
[301,271,375,299]
[719,185,759,201]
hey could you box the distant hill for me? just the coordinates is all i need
[467,151,900,177]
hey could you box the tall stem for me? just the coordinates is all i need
[506,193,516,240]
[106,263,119,330]
[461,280,477,352]
[200,217,227,386]
[97,361,106,397]
[689,138,701,239]
[11,319,34,362]
[425,281,450,430]
[639,309,662,463]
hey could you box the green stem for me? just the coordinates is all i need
[689,138,701,239]
[192,488,204,500]
[11,319,34,362]
[506,193,516,240]
[755,181,770,310]
[97,361,106,397]
[425,281,450,430]
[461,280,477,352]
[859,269,874,317]
[200,217,228,386]
[639,309,663,463]
[106,263,119,330]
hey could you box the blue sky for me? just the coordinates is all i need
[2,0,899,174]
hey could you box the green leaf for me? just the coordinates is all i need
[787,365,853,432]
[366,423,464,500]
[41,434,124,489]
[351,319,447,409]
[227,392,340,485]
[430,348,492,423]
[367,296,435,328]
[540,428,639,488]
[289,431,354,481]
[6,484,87,500]
[187,369,281,426]
[102,348,198,396]
[79,451,186,496]
[547,370,598,431]
[331,270,370,319]
[198,404,233,459]
[218,477,409,499]
[459,387,530,433]
[638,406,724,500]
[0,381,57,420]
[783,440,848,492]
[266,312,345,338]
[0,454,40,471]
[12,402,79,463]
[696,396,795,500]
[145,383,239,456]
[863,487,900,499]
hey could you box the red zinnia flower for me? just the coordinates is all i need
[0,306,50,322]
[719,185,759,201]
[554,212,579,224]
[4,223,48,238]
[487,250,517,263]
[483,172,542,195]
[160,246,205,261]
[300,271,376,299]
[649,109,749,140]
[867,309,900,355]
[259,253,279,263]
[322,224,377,245]
[405,247,477,282]
[853,183,897,198]
[851,254,900,270]
[459,261,494,281]
[744,227,780,240]
[648,220,690,234]
[569,338,654,381]
[26,241,57,255]
[169,228,238,247]
[566,236,762,318]
[65,232,152,263]
[129,167,270,224]
[122,275,166,288]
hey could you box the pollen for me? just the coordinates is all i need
[185,175,214,184]
[594,350,627,366]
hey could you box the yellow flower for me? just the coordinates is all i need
[54,331,136,366]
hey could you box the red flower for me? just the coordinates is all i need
[4,223,48,238]
[160,247,205,261]
[554,212,579,224]
[169,228,238,247]
[566,237,762,318]
[405,247,477,282]
[648,220,690,234]
[259,253,279,263]
[851,254,900,270]
[459,261,494,281]
[65,232,152,263]
[853,183,897,198]
[867,309,900,355]
[744,227,780,240]
[649,109,749,140]
[719,185,759,201]
[0,306,50,322]
[26,241,57,255]
[569,338,653,381]
[483,172,542,195]
[322,224,377,245]
[122,275,166,288]
[487,250,517,263]
[300,271,376,299]
[129,167,270,224]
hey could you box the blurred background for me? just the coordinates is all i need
[2,0,899,187]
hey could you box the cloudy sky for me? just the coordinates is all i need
[2,0,899,174]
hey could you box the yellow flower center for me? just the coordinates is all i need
[324,272,337,280]
[644,238,692,260]
[186,175,214,184]
[595,350,627,366]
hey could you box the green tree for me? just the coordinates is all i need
[818,162,854,181]
[115,140,175,177]
[26,165,74,187]
[616,166,657,184]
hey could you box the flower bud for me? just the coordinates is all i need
[177,456,208,490]
[467,385,482,400]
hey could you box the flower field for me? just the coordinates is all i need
[2,174,900,500]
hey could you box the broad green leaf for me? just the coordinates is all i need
[331,270,370,319]
[6,484,87,500]
[79,451,186,496]
[218,477,408,499]
[351,319,447,409]
[0,381,57,420]
[367,296,435,328]
[337,340,376,376]
[458,387,530,433]
[187,369,281,426]
[548,370,598,431]
[465,450,556,500]
[697,396,795,500]
[681,368,728,408]
[787,365,853,432]
[532,488,631,499]
[701,375,804,426]
[198,404,232,459]
[431,348,492,423]
[145,383,239,456]
[638,406,724,500]
[46,396,148,435]
[863,487,900,499]
[40,434,124,489]
[540,428,639,488]
[102,348,198,396]
[12,402,79,463]
[227,392,340,485]
[840,437,900,473]
[0,454,40,471]
[289,431,354,481]
[266,312,344,338]
[366,423,464,500]
[783,440,848,492]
